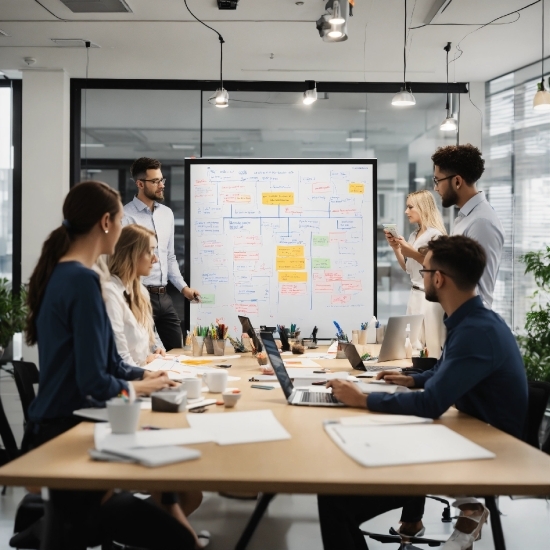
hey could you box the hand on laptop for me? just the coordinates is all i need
[375,371,415,387]
[326,380,367,409]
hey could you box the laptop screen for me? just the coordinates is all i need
[342,343,364,371]
[259,332,294,399]
[238,315,263,352]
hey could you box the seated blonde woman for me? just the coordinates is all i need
[104,225,165,366]
[104,224,209,547]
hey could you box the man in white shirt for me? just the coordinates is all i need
[431,144,504,308]
[123,157,200,350]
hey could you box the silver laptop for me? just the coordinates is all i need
[350,315,423,368]
[260,332,345,407]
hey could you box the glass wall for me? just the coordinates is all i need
[486,61,550,331]
[0,86,13,282]
[80,87,459,324]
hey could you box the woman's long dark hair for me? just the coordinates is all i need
[25,181,121,345]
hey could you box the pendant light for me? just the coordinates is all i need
[328,1,345,24]
[303,81,318,105]
[440,42,457,131]
[534,0,550,111]
[392,0,416,107]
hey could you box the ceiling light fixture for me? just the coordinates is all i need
[303,81,318,105]
[392,0,416,107]
[346,137,365,142]
[316,0,349,42]
[184,0,229,108]
[534,0,550,111]
[440,42,457,132]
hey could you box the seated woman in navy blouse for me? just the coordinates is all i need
[23,181,201,550]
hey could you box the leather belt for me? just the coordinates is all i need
[147,285,167,294]
[412,285,425,292]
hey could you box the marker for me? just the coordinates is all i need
[251,384,275,390]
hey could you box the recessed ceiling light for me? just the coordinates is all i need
[172,144,196,150]
[80,143,105,147]
[358,109,368,113]
[346,137,365,142]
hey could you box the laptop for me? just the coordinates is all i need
[344,315,424,371]
[238,315,263,353]
[260,332,345,407]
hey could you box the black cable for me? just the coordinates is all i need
[403,0,407,86]
[410,15,520,29]
[84,42,90,173]
[542,0,545,84]
[183,0,225,86]
[33,0,67,21]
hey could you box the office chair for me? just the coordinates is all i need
[11,361,39,425]
[361,381,550,550]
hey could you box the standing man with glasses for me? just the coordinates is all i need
[431,144,504,308]
[123,157,200,350]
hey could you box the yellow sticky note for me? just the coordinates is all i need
[277,245,305,258]
[276,257,306,270]
[349,183,364,194]
[262,192,295,205]
[278,271,308,283]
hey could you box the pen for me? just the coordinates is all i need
[251,384,275,390]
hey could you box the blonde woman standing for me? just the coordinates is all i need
[104,225,165,366]
[384,190,447,358]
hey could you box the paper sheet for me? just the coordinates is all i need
[187,409,291,445]
[283,358,322,368]
[325,423,495,467]
[355,382,410,394]
[329,414,433,427]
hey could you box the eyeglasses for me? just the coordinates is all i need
[138,178,166,186]
[432,174,456,188]
[419,269,453,278]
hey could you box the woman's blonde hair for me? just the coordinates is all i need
[108,225,156,345]
[407,190,447,235]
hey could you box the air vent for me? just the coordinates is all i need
[51,39,100,48]
[217,0,239,9]
[59,0,132,13]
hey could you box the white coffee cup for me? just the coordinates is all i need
[203,371,228,393]
[106,399,141,434]
[180,378,202,399]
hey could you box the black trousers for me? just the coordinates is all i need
[317,494,426,550]
[150,292,183,351]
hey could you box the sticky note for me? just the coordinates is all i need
[262,192,295,205]
[349,183,364,194]
[278,271,308,283]
[200,294,215,305]
[312,258,331,269]
[276,257,306,270]
[277,245,305,257]
[312,235,329,246]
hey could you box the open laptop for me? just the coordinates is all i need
[238,315,263,352]
[260,332,345,407]
[344,314,423,371]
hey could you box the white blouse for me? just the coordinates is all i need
[103,275,164,366]
[405,227,443,289]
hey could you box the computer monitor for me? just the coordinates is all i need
[238,315,263,352]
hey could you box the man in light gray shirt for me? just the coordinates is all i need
[431,144,504,308]
[123,157,200,350]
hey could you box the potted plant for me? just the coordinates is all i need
[517,246,550,383]
[0,279,27,360]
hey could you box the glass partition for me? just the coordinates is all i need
[0,86,13,282]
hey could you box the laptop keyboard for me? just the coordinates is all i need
[299,392,339,404]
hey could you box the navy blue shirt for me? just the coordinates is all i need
[368,296,528,438]
[28,262,144,422]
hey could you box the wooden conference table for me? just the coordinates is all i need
[1,345,550,550]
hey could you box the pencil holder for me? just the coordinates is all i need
[213,339,226,356]
[336,341,347,359]
[204,335,214,354]
[358,330,368,345]
[351,330,359,345]
[256,352,268,365]
[192,336,204,357]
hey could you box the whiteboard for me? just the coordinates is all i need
[186,159,376,338]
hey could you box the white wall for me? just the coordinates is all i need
[459,82,486,149]
[21,70,70,364]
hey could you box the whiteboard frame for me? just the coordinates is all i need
[183,158,377,334]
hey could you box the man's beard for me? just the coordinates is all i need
[143,186,164,203]
[425,284,439,303]
[440,185,459,208]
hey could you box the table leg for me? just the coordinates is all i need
[484,496,506,550]
[233,493,276,550]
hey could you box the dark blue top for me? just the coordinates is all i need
[28,262,144,422]
[368,296,528,439]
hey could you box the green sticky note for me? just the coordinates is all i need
[200,294,215,305]
[313,235,329,246]
[312,258,331,269]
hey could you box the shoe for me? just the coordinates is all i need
[441,501,489,550]
[390,524,426,538]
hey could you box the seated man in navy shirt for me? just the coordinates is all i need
[318,235,528,550]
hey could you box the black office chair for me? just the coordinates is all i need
[11,361,39,425]
[361,380,550,550]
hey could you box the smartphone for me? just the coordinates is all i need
[382,223,399,238]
